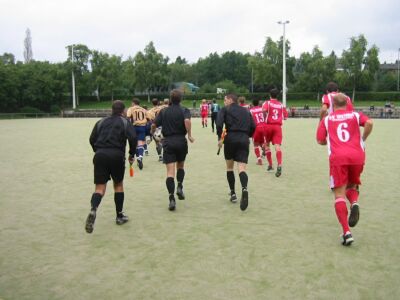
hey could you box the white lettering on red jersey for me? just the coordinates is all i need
[316,110,369,166]
[249,106,266,127]
[322,92,354,113]
[262,99,288,125]
[200,104,209,113]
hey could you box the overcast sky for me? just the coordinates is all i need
[1,0,399,64]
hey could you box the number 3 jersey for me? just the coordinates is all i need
[317,110,369,166]
[262,99,288,126]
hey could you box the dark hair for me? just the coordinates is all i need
[112,100,125,115]
[213,99,216,103]
[226,93,238,103]
[170,89,182,104]
[270,88,280,98]
[326,82,339,93]
[252,99,260,106]
[132,98,140,105]
[152,98,159,106]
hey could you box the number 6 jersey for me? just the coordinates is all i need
[317,110,369,166]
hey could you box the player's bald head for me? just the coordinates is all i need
[333,93,347,109]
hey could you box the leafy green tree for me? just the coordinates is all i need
[90,51,123,101]
[0,53,16,65]
[132,42,169,102]
[294,47,336,98]
[248,37,295,91]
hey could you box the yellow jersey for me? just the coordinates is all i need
[147,106,163,121]
[127,106,149,126]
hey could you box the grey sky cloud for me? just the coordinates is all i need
[0,0,399,63]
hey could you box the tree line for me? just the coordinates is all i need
[0,34,398,112]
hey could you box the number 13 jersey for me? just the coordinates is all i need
[317,110,369,166]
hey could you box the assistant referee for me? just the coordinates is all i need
[216,93,255,211]
[152,89,195,211]
[85,100,137,233]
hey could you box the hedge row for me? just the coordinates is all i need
[72,91,400,103]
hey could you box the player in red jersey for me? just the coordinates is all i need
[249,99,268,165]
[320,82,353,120]
[200,99,209,128]
[262,88,288,177]
[317,93,373,246]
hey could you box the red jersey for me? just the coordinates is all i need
[249,106,266,127]
[316,110,369,166]
[240,103,249,109]
[262,99,288,125]
[322,92,354,113]
[200,104,209,114]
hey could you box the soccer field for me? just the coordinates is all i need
[0,118,399,300]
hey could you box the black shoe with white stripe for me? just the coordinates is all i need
[341,231,354,246]
[349,203,360,228]
[85,210,96,234]
[240,189,248,211]
[116,212,129,225]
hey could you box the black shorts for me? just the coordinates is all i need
[224,136,250,164]
[93,150,125,184]
[162,136,188,164]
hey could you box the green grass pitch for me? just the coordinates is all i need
[0,118,399,299]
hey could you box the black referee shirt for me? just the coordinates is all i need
[154,103,191,137]
[89,115,137,156]
[216,103,255,139]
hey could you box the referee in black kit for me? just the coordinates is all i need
[85,100,137,233]
[216,93,255,211]
[152,89,195,211]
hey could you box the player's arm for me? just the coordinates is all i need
[283,107,288,120]
[184,109,194,143]
[126,108,133,123]
[89,121,99,152]
[320,104,328,120]
[262,101,269,119]
[360,113,373,142]
[151,110,162,134]
[248,112,256,137]
[126,122,138,162]
[316,118,327,145]
[216,108,225,139]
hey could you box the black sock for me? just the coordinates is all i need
[156,144,162,156]
[227,171,235,193]
[177,169,185,188]
[166,177,175,195]
[114,192,124,216]
[239,171,248,190]
[90,193,102,210]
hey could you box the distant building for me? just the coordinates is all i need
[172,82,200,94]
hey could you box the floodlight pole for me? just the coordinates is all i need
[397,48,400,92]
[71,45,77,109]
[278,20,289,107]
[251,67,254,94]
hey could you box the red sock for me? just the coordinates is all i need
[254,147,260,158]
[276,150,282,165]
[346,188,359,205]
[266,150,272,166]
[335,198,350,234]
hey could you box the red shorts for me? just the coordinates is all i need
[201,112,208,118]
[252,125,267,145]
[329,164,364,188]
[265,125,282,145]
